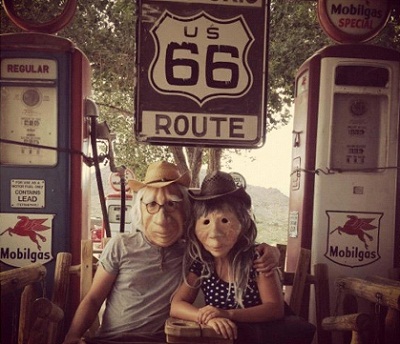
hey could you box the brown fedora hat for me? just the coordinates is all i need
[189,171,251,207]
[128,161,191,192]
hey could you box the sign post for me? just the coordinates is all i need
[136,0,269,148]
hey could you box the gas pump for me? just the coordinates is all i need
[0,2,130,342]
[286,1,400,326]
[287,44,400,322]
[0,33,92,270]
[105,192,134,237]
[0,2,93,342]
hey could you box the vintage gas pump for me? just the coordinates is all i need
[286,1,400,323]
[288,45,399,330]
[0,1,92,341]
[0,33,92,270]
[287,42,400,293]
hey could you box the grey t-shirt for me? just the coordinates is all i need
[94,230,184,340]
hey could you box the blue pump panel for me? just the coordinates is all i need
[0,49,72,273]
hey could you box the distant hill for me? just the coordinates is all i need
[90,167,289,246]
[246,185,289,246]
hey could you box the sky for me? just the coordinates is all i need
[99,116,295,197]
[226,116,294,196]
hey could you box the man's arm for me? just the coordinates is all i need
[62,265,116,344]
[254,243,280,276]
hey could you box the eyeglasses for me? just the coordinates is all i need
[142,200,182,214]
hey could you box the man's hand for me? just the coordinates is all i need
[254,243,280,276]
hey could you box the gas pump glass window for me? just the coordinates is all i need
[335,66,389,87]
[0,58,58,166]
[108,205,132,224]
[330,65,390,171]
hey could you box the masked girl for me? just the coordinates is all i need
[171,171,309,343]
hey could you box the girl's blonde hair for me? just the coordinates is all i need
[184,196,257,308]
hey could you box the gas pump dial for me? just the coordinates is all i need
[23,88,41,107]
[350,99,366,116]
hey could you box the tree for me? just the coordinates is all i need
[1,0,399,186]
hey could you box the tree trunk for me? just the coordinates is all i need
[207,148,222,174]
[170,147,223,187]
[187,147,203,188]
[170,146,189,173]
[170,146,203,188]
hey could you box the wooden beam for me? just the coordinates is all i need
[336,277,400,310]
[0,263,46,297]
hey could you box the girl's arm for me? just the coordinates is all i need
[171,272,238,341]
[170,272,201,322]
[199,269,284,324]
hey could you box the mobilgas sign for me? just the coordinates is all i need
[325,211,382,267]
[317,0,391,43]
[136,0,269,148]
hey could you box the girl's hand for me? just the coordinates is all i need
[197,305,229,324]
[207,317,237,340]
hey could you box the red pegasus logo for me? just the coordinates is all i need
[0,216,50,251]
[330,215,377,249]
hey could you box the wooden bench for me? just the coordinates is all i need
[1,261,65,344]
[0,240,104,344]
[1,239,114,344]
[49,238,112,342]
[165,245,331,344]
[321,270,400,344]
[55,239,105,340]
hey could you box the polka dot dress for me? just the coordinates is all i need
[189,259,262,309]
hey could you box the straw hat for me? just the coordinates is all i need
[189,171,251,207]
[128,161,191,192]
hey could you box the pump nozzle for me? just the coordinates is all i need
[85,98,99,118]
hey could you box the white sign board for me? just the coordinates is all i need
[10,179,45,208]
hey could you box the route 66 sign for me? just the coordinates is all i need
[136,0,269,148]
[149,11,253,105]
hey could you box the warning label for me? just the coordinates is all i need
[10,179,45,208]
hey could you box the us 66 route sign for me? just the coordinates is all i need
[135,0,269,148]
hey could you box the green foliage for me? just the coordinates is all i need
[268,1,330,128]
